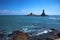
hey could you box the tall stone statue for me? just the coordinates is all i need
[41,9,47,16]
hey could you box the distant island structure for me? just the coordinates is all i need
[26,9,48,16]
[40,9,47,16]
[26,12,36,16]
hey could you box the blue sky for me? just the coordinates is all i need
[0,0,60,15]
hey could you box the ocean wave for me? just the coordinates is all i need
[56,18,60,20]
[21,28,41,33]
[29,30,52,36]
[49,17,60,20]
[6,28,53,37]
[49,17,56,19]
[19,27,52,36]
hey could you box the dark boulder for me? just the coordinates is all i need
[11,31,30,40]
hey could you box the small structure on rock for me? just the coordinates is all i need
[41,9,47,16]
[27,12,35,16]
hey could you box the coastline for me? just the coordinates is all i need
[0,28,60,40]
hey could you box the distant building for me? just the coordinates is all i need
[41,9,47,16]
[26,12,36,16]
[26,9,48,16]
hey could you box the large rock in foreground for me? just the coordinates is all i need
[12,31,30,40]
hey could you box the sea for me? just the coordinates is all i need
[0,15,60,36]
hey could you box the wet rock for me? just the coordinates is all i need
[46,38,54,40]
[0,30,6,40]
[11,31,30,40]
[57,31,60,38]
[8,34,12,37]
[50,28,56,31]
[35,36,41,40]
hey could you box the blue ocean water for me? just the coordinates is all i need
[0,15,60,34]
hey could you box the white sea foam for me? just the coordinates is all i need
[7,31,12,34]
[35,30,52,36]
[29,30,52,36]
[49,17,57,19]
[49,17,60,20]
[22,28,36,33]
[56,18,60,20]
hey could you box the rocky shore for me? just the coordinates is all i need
[0,28,60,40]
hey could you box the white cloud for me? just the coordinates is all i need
[0,9,60,15]
[0,10,29,15]
[0,10,11,15]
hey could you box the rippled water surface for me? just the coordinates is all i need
[0,15,60,33]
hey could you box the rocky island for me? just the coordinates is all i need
[40,9,48,16]
[26,9,48,16]
[26,12,36,16]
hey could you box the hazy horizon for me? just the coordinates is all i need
[0,0,60,15]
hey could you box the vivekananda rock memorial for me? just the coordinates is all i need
[26,9,48,16]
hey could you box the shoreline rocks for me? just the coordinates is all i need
[8,31,30,40]
[0,28,60,40]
